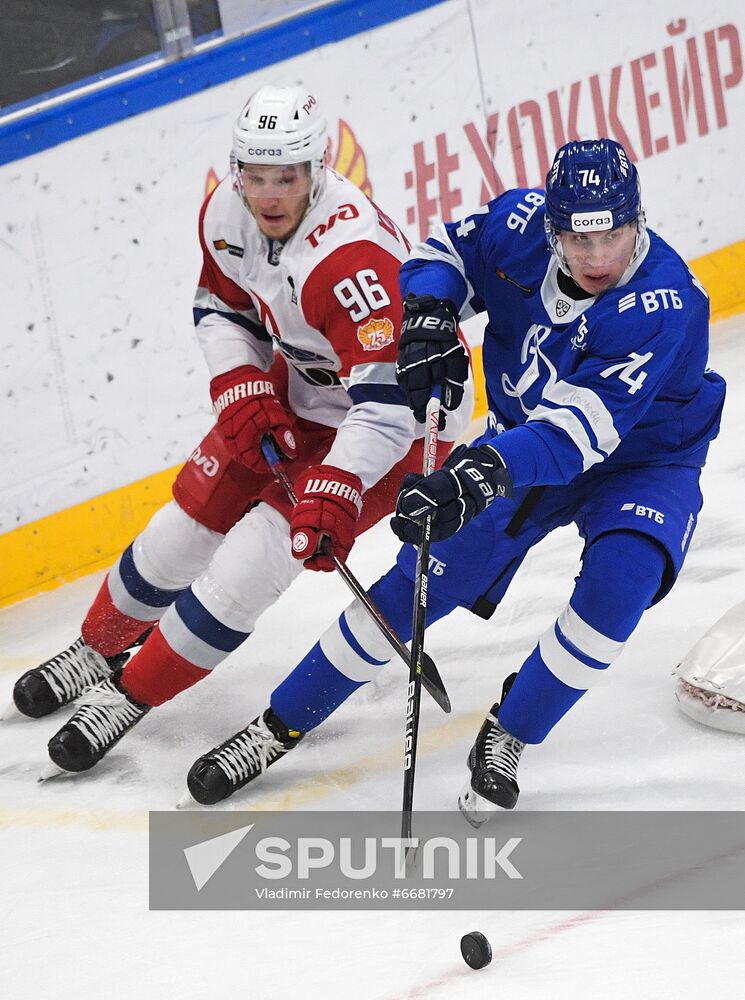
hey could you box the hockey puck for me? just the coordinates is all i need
[460,931,492,969]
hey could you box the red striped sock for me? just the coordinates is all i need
[82,577,156,658]
[121,626,210,707]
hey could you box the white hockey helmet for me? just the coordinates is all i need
[230,84,329,212]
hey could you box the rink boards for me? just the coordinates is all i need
[1,0,744,605]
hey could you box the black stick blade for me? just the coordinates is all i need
[421,652,451,713]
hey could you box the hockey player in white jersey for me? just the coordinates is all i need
[7,85,472,777]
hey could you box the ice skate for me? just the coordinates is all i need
[41,671,150,778]
[7,630,151,720]
[458,672,524,827]
[184,708,304,805]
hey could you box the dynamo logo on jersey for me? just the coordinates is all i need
[570,313,589,351]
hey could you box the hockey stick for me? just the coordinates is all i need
[260,438,451,714]
[401,387,441,875]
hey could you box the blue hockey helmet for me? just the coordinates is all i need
[544,139,645,273]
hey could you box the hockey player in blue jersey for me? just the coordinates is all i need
[184,139,726,821]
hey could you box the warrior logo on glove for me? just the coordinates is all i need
[290,465,364,571]
[292,531,311,554]
[210,364,297,471]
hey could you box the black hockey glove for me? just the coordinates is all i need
[391,443,512,544]
[395,294,469,423]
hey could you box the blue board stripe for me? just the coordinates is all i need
[0,0,448,166]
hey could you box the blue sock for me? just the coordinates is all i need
[271,564,455,732]
[497,532,667,743]
[497,639,595,743]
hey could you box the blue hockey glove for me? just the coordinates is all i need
[395,294,469,424]
[391,443,512,543]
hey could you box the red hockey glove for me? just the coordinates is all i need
[290,465,364,572]
[210,365,297,472]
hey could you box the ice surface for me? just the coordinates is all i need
[1,317,744,998]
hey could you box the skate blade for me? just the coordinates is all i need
[38,759,72,782]
[176,788,196,809]
[458,781,499,829]
[0,700,22,722]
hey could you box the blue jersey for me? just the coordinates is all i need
[400,189,726,488]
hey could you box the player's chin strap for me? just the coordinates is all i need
[260,437,451,715]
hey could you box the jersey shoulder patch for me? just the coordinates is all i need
[200,178,253,276]
[609,285,687,318]
[489,186,547,239]
[458,188,547,277]
[298,175,407,259]
[599,236,701,335]
[299,239,404,370]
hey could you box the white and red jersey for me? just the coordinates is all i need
[193,169,473,490]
